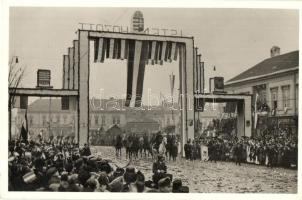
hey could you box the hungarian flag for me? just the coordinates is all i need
[20,109,28,142]
[254,93,259,129]
[23,170,37,183]
[93,38,182,107]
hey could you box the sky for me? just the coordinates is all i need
[9,7,299,104]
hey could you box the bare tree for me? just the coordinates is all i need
[8,57,26,106]
[8,56,26,140]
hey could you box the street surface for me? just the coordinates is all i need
[91,146,297,193]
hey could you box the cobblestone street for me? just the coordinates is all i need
[92,146,297,193]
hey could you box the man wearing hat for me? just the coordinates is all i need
[122,166,137,192]
[97,172,110,192]
[108,176,123,192]
[152,155,167,187]
[172,178,189,193]
[46,167,60,191]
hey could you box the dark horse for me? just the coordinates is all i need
[115,134,123,157]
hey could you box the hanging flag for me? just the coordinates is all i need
[109,39,115,59]
[146,41,152,65]
[157,42,163,65]
[193,48,198,93]
[113,39,121,59]
[96,38,104,62]
[170,42,176,62]
[20,124,28,142]
[105,38,110,58]
[135,41,149,107]
[20,109,28,142]
[150,41,156,65]
[174,43,179,60]
[120,39,126,60]
[125,40,136,107]
[160,41,167,65]
[254,93,259,129]
[170,73,175,97]
[124,40,129,60]
[165,42,171,62]
[130,40,143,107]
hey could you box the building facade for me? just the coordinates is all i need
[225,47,298,136]
[13,97,181,139]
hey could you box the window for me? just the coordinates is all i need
[94,115,99,125]
[282,85,290,108]
[270,87,278,109]
[113,117,116,124]
[49,115,53,123]
[116,116,120,124]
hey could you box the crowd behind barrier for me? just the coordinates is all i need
[183,128,298,168]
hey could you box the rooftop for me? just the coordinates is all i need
[226,50,298,85]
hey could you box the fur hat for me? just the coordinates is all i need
[98,172,109,186]
[172,178,182,190]
[100,163,112,174]
[136,170,145,182]
[108,176,123,192]
[123,167,137,184]
[158,177,171,188]
[113,167,125,178]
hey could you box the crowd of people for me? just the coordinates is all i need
[8,126,298,192]
[182,128,298,168]
[8,135,189,192]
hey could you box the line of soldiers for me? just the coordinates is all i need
[113,132,180,162]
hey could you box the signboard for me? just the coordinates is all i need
[37,69,52,88]
[78,23,184,37]
[209,77,224,93]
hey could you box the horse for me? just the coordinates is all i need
[143,135,152,158]
[138,136,144,158]
[130,135,140,160]
[115,135,123,158]
[125,136,133,160]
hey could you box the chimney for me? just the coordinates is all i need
[270,46,280,57]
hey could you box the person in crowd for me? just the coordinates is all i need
[172,178,189,193]
[152,155,168,188]
[158,177,171,193]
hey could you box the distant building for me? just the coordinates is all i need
[131,11,144,33]
[12,97,183,139]
[225,47,299,136]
